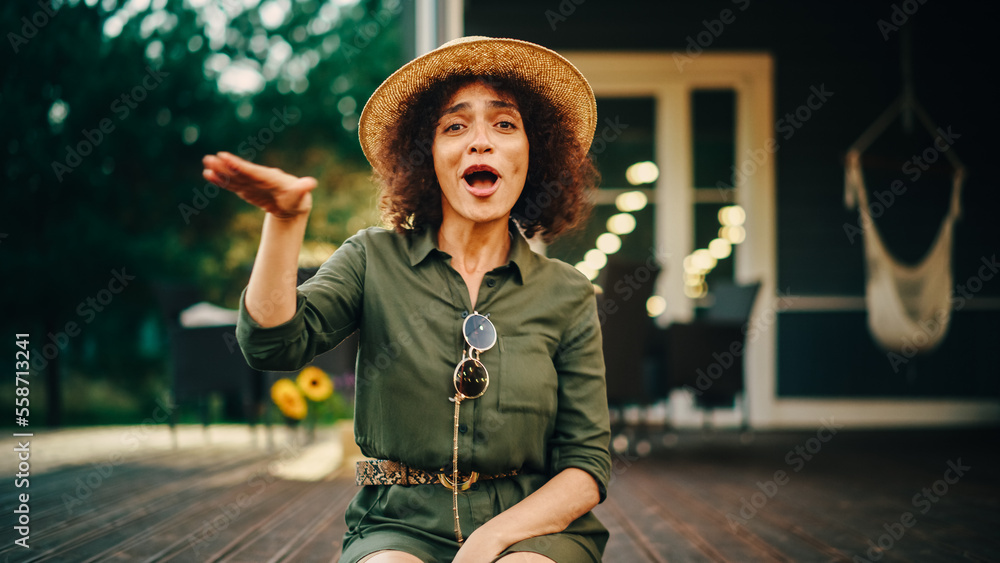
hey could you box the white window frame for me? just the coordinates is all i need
[563,51,777,427]
[564,51,1000,428]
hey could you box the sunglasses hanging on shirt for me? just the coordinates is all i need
[446,311,496,542]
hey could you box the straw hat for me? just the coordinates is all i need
[358,36,597,176]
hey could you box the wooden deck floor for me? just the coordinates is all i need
[3,427,997,562]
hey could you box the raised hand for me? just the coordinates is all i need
[202,151,318,219]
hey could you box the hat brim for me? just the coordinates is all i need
[358,36,597,177]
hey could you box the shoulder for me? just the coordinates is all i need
[345,225,394,245]
[528,251,596,304]
[340,226,408,253]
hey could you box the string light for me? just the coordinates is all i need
[646,295,666,317]
[718,205,746,226]
[625,161,659,185]
[720,225,746,244]
[574,261,598,281]
[596,232,622,254]
[708,238,732,259]
[607,213,637,235]
[615,190,648,212]
[584,249,608,270]
[691,249,716,271]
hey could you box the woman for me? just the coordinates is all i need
[202,36,611,563]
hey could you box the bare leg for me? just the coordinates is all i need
[357,550,424,563]
[495,553,556,562]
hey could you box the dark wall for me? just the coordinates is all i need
[466,0,1000,398]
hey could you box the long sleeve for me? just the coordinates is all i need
[235,231,367,371]
[548,278,612,502]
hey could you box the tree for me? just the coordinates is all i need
[0,0,402,425]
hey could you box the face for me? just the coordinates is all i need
[432,82,529,228]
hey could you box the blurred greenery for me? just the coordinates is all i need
[1,0,401,426]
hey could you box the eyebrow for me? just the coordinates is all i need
[440,99,521,117]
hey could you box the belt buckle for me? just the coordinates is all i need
[438,471,479,491]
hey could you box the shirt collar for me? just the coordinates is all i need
[407,227,439,267]
[406,222,538,285]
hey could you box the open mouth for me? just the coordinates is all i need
[464,170,499,188]
[462,165,500,197]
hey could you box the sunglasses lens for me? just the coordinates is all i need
[455,359,488,398]
[464,314,497,351]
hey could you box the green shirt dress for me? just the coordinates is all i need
[236,224,612,562]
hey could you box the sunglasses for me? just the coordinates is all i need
[453,312,497,400]
[445,311,496,543]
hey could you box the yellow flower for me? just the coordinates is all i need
[271,378,307,420]
[296,366,335,402]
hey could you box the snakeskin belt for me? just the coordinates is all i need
[355,459,520,490]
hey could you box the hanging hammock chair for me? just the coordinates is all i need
[844,94,966,354]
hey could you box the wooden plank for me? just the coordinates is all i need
[15,451,278,562]
[282,478,357,563]
[217,479,355,563]
[593,495,664,563]
[2,428,997,562]
[623,461,789,563]
[261,479,356,563]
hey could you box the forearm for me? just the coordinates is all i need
[475,467,600,550]
[244,212,310,327]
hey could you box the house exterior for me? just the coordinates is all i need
[402,0,1000,428]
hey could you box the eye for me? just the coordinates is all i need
[443,123,464,133]
[497,121,516,129]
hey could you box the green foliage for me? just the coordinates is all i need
[1,0,401,423]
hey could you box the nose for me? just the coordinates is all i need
[467,121,493,154]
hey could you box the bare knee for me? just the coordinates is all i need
[358,550,424,563]
[496,553,556,562]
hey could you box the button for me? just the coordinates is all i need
[461,310,468,318]
[471,482,480,491]
[459,424,468,433]
[486,278,496,288]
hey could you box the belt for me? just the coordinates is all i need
[355,459,520,491]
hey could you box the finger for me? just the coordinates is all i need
[217,151,272,178]
[202,155,237,185]
[203,168,233,189]
[295,176,319,192]
[202,153,235,173]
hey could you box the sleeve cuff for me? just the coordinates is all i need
[235,287,311,370]
[551,454,611,503]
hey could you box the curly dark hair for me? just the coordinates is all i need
[375,73,599,242]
